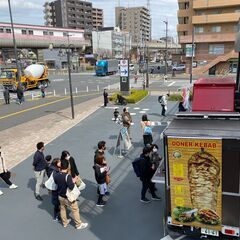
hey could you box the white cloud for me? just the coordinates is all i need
[0,0,42,9]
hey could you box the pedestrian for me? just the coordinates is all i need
[139,147,161,203]
[61,150,80,187]
[32,142,47,201]
[3,87,10,104]
[94,141,106,164]
[54,158,88,230]
[46,157,61,221]
[41,86,45,98]
[113,108,119,122]
[93,155,109,207]
[121,108,132,139]
[160,93,169,116]
[0,148,18,194]
[149,144,162,171]
[45,155,52,179]
[16,85,24,105]
[141,114,153,146]
[103,89,108,107]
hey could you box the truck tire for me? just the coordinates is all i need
[37,82,42,89]
[42,80,48,88]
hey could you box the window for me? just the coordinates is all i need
[209,44,224,55]
[195,27,204,33]
[234,25,240,32]
[0,28,3,33]
[22,30,27,35]
[49,31,54,36]
[6,29,11,33]
[29,30,33,35]
[211,26,221,33]
[43,31,48,35]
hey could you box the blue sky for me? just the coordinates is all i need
[0,0,178,39]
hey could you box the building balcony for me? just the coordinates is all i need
[177,9,191,18]
[177,24,191,32]
[192,12,240,24]
[179,32,236,44]
[178,0,190,3]
[193,0,240,9]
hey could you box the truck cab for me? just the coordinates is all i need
[95,60,107,76]
[0,69,19,91]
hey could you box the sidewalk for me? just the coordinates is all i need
[0,94,178,240]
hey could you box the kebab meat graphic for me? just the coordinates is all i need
[188,148,221,225]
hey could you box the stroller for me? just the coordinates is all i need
[116,94,127,105]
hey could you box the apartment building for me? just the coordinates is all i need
[115,6,151,44]
[92,8,103,30]
[177,0,240,75]
[44,0,103,39]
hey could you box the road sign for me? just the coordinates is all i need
[120,59,129,77]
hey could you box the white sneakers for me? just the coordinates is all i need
[9,184,18,189]
[76,222,88,230]
[0,190,3,196]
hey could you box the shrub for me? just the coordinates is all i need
[109,89,148,104]
[168,93,183,101]
[86,66,95,71]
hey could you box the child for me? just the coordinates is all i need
[45,155,52,178]
[113,108,119,121]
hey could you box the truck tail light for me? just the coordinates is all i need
[222,226,239,237]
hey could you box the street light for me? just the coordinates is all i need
[58,44,77,119]
[163,20,168,79]
[7,0,21,81]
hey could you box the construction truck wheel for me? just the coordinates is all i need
[37,82,42,89]
[42,81,48,88]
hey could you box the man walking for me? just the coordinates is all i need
[54,158,88,230]
[121,108,132,139]
[16,85,24,105]
[139,147,161,203]
[32,142,47,201]
[160,93,169,117]
[103,89,108,107]
[3,87,10,104]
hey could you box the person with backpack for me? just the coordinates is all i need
[141,114,153,146]
[159,93,169,116]
[138,147,161,203]
[121,108,132,139]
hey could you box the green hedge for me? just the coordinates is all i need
[109,89,148,104]
[86,66,95,71]
[168,92,193,101]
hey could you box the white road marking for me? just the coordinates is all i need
[134,107,140,110]
[139,111,146,114]
[52,78,64,82]
[130,113,136,115]
[160,235,186,240]
[167,81,175,87]
[142,108,149,111]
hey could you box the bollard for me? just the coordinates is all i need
[75,87,78,94]
[31,93,34,100]
[64,88,67,95]
[97,85,99,92]
[108,85,110,90]
[86,86,89,92]
[53,90,56,96]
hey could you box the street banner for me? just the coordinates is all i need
[168,137,222,230]
[120,127,132,150]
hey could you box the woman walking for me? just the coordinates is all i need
[141,114,153,147]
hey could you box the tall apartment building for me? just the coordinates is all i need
[177,0,240,75]
[115,6,151,44]
[92,8,103,30]
[44,0,103,38]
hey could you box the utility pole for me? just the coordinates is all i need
[163,20,168,78]
[146,43,149,88]
[8,0,21,81]
[190,26,195,84]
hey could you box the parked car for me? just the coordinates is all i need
[129,64,135,71]
[172,64,186,71]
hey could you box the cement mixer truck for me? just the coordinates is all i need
[0,64,49,91]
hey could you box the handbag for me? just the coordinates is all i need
[75,176,86,191]
[65,175,80,202]
[45,172,57,191]
[106,174,111,185]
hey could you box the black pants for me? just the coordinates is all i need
[161,104,166,116]
[143,134,153,146]
[0,172,12,186]
[4,98,10,104]
[141,178,156,200]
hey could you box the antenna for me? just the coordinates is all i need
[147,0,150,11]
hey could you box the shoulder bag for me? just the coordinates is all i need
[65,174,80,202]
[45,172,57,191]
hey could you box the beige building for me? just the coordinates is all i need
[92,8,103,30]
[177,0,240,75]
[115,6,151,44]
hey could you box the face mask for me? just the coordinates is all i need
[153,148,158,153]
[66,155,70,160]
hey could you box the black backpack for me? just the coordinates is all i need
[158,96,163,103]
[132,157,142,177]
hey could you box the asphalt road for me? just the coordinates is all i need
[0,72,194,131]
